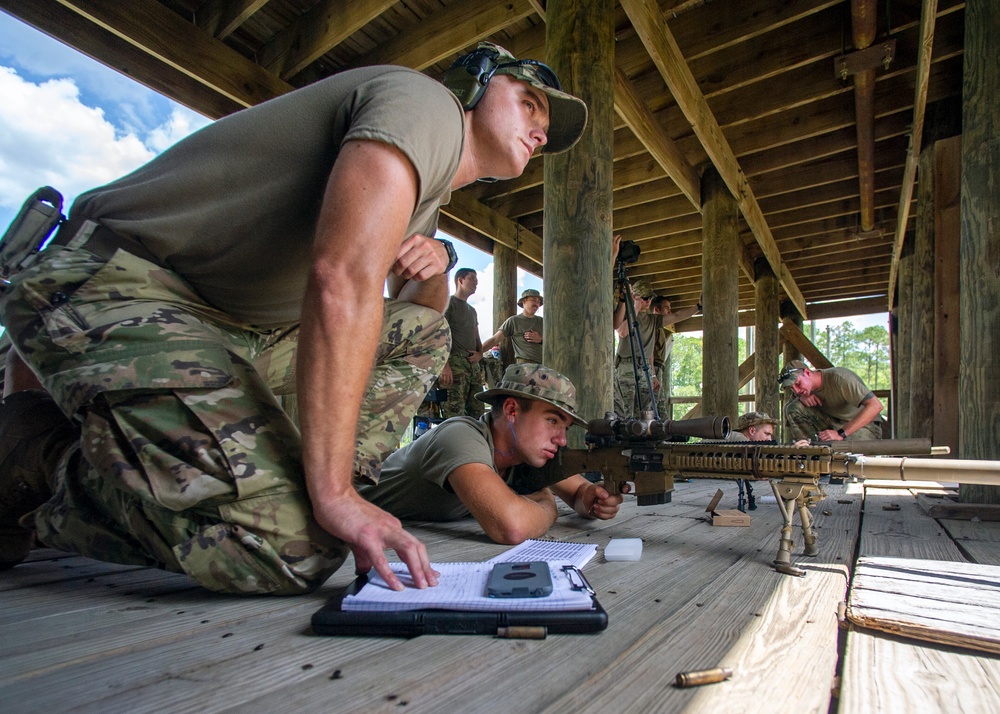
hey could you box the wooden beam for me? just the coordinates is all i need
[259,0,397,79]
[613,67,700,209]
[779,319,834,368]
[0,0,243,118]
[50,0,291,106]
[887,0,939,307]
[347,0,536,71]
[441,191,543,268]
[620,0,808,318]
[195,0,268,40]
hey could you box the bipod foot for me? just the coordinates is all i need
[773,561,807,577]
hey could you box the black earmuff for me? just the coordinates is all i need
[442,47,501,110]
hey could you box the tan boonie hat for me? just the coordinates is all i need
[476,363,586,427]
[778,359,810,388]
[631,278,654,299]
[738,411,778,431]
[517,288,543,307]
[447,42,588,155]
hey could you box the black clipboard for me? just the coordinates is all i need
[310,574,608,637]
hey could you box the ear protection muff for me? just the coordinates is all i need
[442,47,501,110]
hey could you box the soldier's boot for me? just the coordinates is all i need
[0,390,78,569]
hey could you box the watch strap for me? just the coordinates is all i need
[437,239,458,272]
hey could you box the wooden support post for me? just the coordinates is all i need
[933,135,961,454]
[959,0,1000,502]
[493,242,518,370]
[544,0,615,446]
[780,301,803,366]
[754,258,780,420]
[701,167,739,422]
[894,238,913,438]
[910,147,936,439]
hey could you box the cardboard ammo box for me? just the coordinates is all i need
[705,489,751,527]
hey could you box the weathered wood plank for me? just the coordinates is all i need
[840,631,1000,714]
[859,487,966,560]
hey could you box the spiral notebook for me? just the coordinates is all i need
[311,540,606,637]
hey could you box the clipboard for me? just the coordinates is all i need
[310,574,608,637]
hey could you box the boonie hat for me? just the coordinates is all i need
[778,359,810,388]
[631,278,654,299]
[517,288,543,307]
[476,364,586,427]
[737,411,778,431]
[463,42,588,155]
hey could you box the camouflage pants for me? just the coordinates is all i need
[0,247,449,594]
[439,355,484,419]
[784,398,883,442]
[654,362,669,420]
[613,362,657,417]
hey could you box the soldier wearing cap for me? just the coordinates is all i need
[482,288,545,364]
[613,278,662,416]
[359,364,622,544]
[649,295,702,419]
[779,360,884,443]
[724,411,780,511]
[0,42,587,592]
[732,411,779,441]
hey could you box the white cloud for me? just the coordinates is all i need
[145,107,212,153]
[0,67,210,223]
[0,67,152,212]
[468,261,496,341]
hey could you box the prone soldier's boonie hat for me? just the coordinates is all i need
[778,359,810,388]
[476,363,586,427]
[737,411,778,431]
[517,288,543,307]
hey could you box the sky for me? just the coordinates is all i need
[0,11,881,343]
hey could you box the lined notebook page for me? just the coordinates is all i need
[489,539,597,569]
[343,561,594,612]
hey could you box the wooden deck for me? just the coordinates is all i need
[2,478,999,713]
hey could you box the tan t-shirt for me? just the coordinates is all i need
[445,296,479,357]
[814,368,878,423]
[70,67,465,329]
[499,313,543,363]
[359,412,559,522]
[617,311,661,363]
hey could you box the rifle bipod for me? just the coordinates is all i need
[770,478,825,576]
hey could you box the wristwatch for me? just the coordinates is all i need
[437,239,458,273]
[837,427,847,439]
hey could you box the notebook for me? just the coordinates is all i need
[311,573,607,637]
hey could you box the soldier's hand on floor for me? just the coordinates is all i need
[317,490,439,591]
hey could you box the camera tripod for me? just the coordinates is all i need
[616,259,660,420]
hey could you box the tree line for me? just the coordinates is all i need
[668,320,891,419]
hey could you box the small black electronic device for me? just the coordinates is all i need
[486,561,553,598]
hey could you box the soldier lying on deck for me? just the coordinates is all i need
[358,364,622,544]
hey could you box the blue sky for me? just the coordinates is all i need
[0,11,542,340]
[0,11,882,340]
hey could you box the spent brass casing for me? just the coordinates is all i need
[496,626,546,639]
[674,667,733,688]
